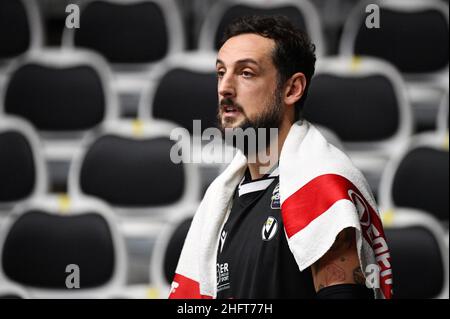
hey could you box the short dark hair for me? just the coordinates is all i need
[220,15,316,119]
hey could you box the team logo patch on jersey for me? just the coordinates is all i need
[262,216,278,241]
[219,230,227,253]
[270,183,280,209]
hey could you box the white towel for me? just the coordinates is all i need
[169,121,393,299]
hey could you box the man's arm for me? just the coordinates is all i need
[311,227,366,292]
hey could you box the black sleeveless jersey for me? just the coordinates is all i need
[216,169,316,299]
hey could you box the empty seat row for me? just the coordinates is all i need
[1,115,449,298]
[2,115,447,227]
[2,49,448,195]
[1,197,447,299]
[0,117,202,298]
[0,116,200,219]
[2,0,447,74]
[1,0,448,131]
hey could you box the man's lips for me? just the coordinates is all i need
[221,104,242,118]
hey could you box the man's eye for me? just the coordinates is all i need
[242,71,253,78]
[216,71,225,78]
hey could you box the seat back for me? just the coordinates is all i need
[379,132,449,223]
[303,56,412,152]
[2,49,118,133]
[63,0,184,67]
[0,0,43,61]
[0,116,47,208]
[0,195,127,298]
[198,0,325,56]
[139,52,218,134]
[68,120,200,217]
[150,209,194,296]
[340,0,449,79]
[383,209,449,298]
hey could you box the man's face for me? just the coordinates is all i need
[216,34,283,132]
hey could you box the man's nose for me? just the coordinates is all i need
[218,74,236,98]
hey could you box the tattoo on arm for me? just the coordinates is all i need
[312,228,364,291]
[353,267,365,285]
[324,263,346,285]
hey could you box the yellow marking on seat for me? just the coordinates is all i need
[132,119,144,137]
[146,287,159,299]
[381,209,395,227]
[443,133,449,151]
[351,56,362,72]
[58,194,71,214]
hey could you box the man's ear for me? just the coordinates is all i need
[283,72,307,106]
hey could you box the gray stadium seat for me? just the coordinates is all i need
[198,0,326,56]
[437,90,449,134]
[0,195,127,298]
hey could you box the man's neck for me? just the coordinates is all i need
[247,120,292,180]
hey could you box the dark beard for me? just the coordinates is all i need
[217,88,283,155]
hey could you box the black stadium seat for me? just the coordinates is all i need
[212,5,307,51]
[383,209,449,299]
[340,0,449,131]
[2,210,115,288]
[199,0,325,56]
[162,217,192,284]
[0,196,127,298]
[68,120,201,220]
[379,132,449,225]
[64,0,184,66]
[5,64,106,131]
[0,131,36,202]
[140,52,218,135]
[79,135,185,207]
[392,146,449,223]
[3,49,116,132]
[305,73,399,142]
[62,0,185,118]
[2,49,117,192]
[386,226,445,298]
[152,69,217,134]
[150,209,194,295]
[73,1,169,64]
[343,2,449,74]
[0,116,47,208]
[0,0,43,61]
[304,57,412,144]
